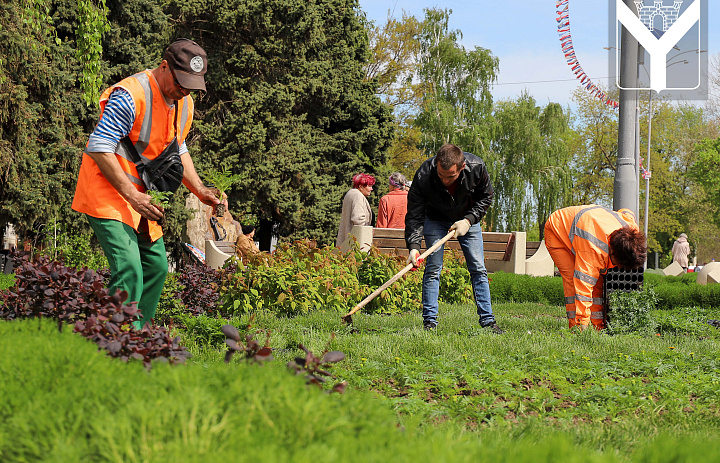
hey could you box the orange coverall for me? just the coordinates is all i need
[544,205,638,329]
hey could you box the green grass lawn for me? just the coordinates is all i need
[183,300,720,459]
[4,263,720,462]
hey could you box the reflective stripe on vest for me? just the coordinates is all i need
[567,205,630,255]
[564,296,575,305]
[118,72,191,162]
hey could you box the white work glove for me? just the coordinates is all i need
[406,249,422,267]
[450,219,471,238]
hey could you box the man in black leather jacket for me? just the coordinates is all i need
[405,143,503,334]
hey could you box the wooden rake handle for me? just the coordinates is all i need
[343,230,456,319]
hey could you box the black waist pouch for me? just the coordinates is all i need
[121,137,185,193]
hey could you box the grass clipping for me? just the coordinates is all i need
[607,286,658,336]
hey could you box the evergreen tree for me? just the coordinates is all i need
[168,0,394,248]
[0,1,94,240]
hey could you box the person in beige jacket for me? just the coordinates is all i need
[672,233,691,271]
[336,173,375,248]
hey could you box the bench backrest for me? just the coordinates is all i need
[526,240,542,259]
[371,228,514,261]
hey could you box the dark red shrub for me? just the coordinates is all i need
[0,252,190,369]
[176,261,223,316]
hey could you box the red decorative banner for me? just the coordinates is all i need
[557,0,620,109]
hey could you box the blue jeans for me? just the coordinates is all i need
[421,218,495,326]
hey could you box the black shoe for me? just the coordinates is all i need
[423,321,438,331]
[482,322,504,334]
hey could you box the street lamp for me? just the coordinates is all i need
[639,49,706,269]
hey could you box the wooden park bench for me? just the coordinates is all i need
[371,228,515,261]
[341,226,554,276]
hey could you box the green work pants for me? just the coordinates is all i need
[87,216,168,329]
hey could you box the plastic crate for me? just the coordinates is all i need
[603,267,644,317]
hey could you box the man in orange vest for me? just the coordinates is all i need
[72,39,222,329]
[544,205,646,330]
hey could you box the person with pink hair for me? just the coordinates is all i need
[336,173,375,248]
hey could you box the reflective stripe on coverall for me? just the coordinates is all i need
[544,205,638,329]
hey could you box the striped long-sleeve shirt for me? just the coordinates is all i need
[87,88,189,155]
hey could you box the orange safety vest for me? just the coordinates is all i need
[72,70,194,242]
[545,205,638,327]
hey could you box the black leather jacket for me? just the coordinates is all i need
[405,152,494,251]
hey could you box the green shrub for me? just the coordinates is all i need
[652,281,720,310]
[39,220,108,270]
[154,272,187,326]
[221,240,365,316]
[488,272,564,304]
[438,249,472,304]
[0,273,14,291]
[634,273,720,310]
[220,240,473,318]
[607,287,659,335]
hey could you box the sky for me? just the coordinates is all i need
[358,0,719,108]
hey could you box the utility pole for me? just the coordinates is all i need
[614,0,639,217]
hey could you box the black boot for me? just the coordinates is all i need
[481,322,504,334]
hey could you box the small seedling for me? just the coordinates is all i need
[204,167,242,217]
[146,190,172,228]
[286,333,347,393]
[221,316,273,364]
[147,190,172,208]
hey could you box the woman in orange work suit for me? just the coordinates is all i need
[544,205,646,330]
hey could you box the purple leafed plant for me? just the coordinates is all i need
[287,334,347,393]
[0,252,191,369]
[221,316,274,364]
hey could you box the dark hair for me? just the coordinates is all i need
[608,227,647,269]
[436,144,465,170]
[241,225,255,235]
[352,173,376,188]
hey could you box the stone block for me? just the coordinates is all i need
[707,267,720,285]
[205,239,231,270]
[696,262,720,285]
[525,240,554,277]
[662,261,684,277]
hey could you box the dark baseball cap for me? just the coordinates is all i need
[163,39,208,91]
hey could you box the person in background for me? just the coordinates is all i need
[544,205,646,331]
[72,39,222,329]
[405,144,502,334]
[376,172,408,229]
[235,224,260,259]
[671,233,690,272]
[336,173,375,248]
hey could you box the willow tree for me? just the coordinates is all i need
[365,10,424,179]
[488,94,573,236]
[413,8,498,161]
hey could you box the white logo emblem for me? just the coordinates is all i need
[616,0,701,92]
[190,56,204,73]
